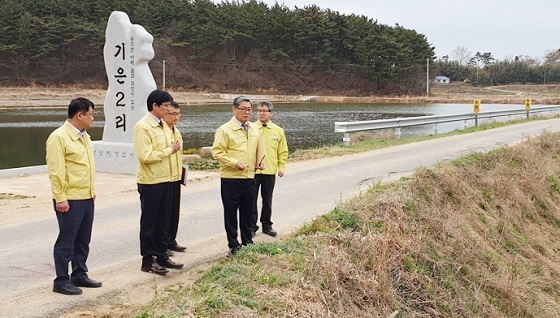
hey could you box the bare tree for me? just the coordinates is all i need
[543,49,560,84]
[545,49,560,64]
[514,55,539,66]
[451,46,472,66]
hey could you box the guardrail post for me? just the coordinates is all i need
[343,133,350,147]
[463,120,468,129]
[475,114,478,127]
[396,127,401,139]
[434,123,438,135]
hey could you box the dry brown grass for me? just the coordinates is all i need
[350,130,396,144]
[428,83,560,105]
[313,132,560,317]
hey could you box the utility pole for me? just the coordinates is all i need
[477,67,479,86]
[426,58,430,96]
[162,59,166,91]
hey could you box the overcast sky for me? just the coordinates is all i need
[253,0,557,62]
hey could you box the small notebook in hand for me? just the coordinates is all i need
[180,164,188,186]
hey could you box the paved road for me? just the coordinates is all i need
[1,118,559,317]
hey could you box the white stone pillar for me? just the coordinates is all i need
[93,11,157,174]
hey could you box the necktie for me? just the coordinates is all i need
[242,123,248,132]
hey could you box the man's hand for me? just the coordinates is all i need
[236,161,247,171]
[278,171,284,177]
[170,140,181,153]
[257,162,265,170]
[56,200,70,213]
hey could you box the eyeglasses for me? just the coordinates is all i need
[235,107,253,113]
[257,110,271,113]
[168,112,180,116]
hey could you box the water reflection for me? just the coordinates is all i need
[0,102,533,169]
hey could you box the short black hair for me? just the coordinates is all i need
[147,89,173,111]
[68,97,94,118]
[170,100,181,110]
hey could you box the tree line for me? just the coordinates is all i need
[435,49,560,86]
[0,0,435,95]
[2,0,556,95]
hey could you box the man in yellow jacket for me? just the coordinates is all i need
[252,101,289,237]
[133,90,183,275]
[46,97,101,295]
[163,101,187,255]
[212,96,265,256]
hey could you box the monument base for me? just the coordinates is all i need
[92,141,137,175]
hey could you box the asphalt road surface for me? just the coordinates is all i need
[1,118,560,317]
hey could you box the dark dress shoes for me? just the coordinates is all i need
[168,244,187,252]
[227,245,242,257]
[263,228,277,237]
[141,263,169,275]
[72,277,102,288]
[251,225,259,238]
[53,283,82,295]
[157,258,184,269]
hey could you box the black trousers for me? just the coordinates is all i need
[220,178,256,249]
[168,180,182,248]
[252,174,276,231]
[53,198,94,287]
[138,182,171,266]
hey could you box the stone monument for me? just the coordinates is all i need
[93,11,157,174]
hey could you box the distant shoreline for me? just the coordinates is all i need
[1,84,560,108]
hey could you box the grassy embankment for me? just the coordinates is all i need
[130,119,560,317]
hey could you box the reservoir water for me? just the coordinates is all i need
[0,102,535,169]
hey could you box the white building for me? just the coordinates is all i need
[434,76,450,84]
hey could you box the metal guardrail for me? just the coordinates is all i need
[335,105,560,146]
